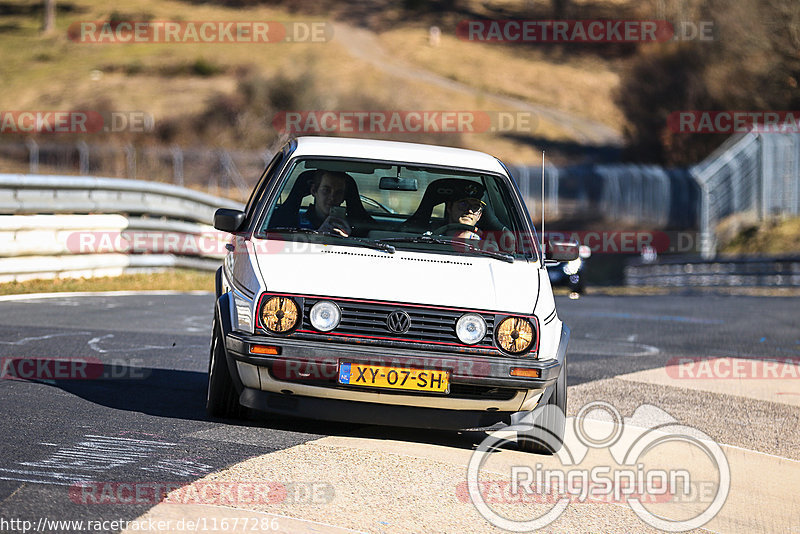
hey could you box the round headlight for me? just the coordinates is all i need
[455,313,487,345]
[260,296,299,333]
[310,300,341,332]
[496,317,535,355]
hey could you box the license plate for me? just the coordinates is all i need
[338,362,449,393]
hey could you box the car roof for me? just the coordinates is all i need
[291,136,508,175]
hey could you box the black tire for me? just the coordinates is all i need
[206,317,247,419]
[517,356,567,454]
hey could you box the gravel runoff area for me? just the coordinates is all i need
[124,373,800,534]
[127,435,701,534]
[568,378,800,461]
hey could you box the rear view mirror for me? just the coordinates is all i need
[545,240,580,262]
[379,176,418,191]
[214,208,245,233]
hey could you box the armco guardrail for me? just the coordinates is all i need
[625,256,800,287]
[0,174,242,222]
[0,174,243,283]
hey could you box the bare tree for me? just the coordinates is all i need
[43,0,55,34]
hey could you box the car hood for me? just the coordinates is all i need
[254,241,539,314]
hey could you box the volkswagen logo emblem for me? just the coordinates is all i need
[386,310,411,334]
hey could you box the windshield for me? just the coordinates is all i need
[256,157,536,261]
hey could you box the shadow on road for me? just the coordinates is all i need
[35,363,504,453]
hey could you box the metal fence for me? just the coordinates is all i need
[0,140,273,203]
[2,140,702,230]
[9,135,796,248]
[692,132,800,258]
[510,163,698,229]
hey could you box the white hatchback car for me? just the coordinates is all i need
[209,136,577,452]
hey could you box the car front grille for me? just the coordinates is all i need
[301,298,495,348]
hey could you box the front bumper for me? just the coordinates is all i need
[220,306,569,430]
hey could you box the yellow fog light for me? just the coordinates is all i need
[260,296,299,333]
[496,317,535,355]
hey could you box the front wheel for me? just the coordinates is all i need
[206,318,247,419]
[517,356,567,454]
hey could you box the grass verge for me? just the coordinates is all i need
[720,216,800,255]
[0,269,214,295]
[378,27,624,134]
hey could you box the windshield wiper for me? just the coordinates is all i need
[266,227,395,254]
[382,235,514,263]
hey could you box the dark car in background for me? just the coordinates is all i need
[547,245,591,296]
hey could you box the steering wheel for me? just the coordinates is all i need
[432,223,477,236]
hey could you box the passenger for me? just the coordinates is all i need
[299,170,352,237]
[443,182,517,253]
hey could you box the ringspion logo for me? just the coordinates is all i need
[466,401,730,531]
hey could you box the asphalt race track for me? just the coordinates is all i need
[0,292,797,533]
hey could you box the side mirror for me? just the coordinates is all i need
[214,208,245,233]
[545,240,580,262]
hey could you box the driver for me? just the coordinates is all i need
[299,170,352,237]
[443,182,485,240]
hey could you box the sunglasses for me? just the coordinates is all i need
[454,198,484,212]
